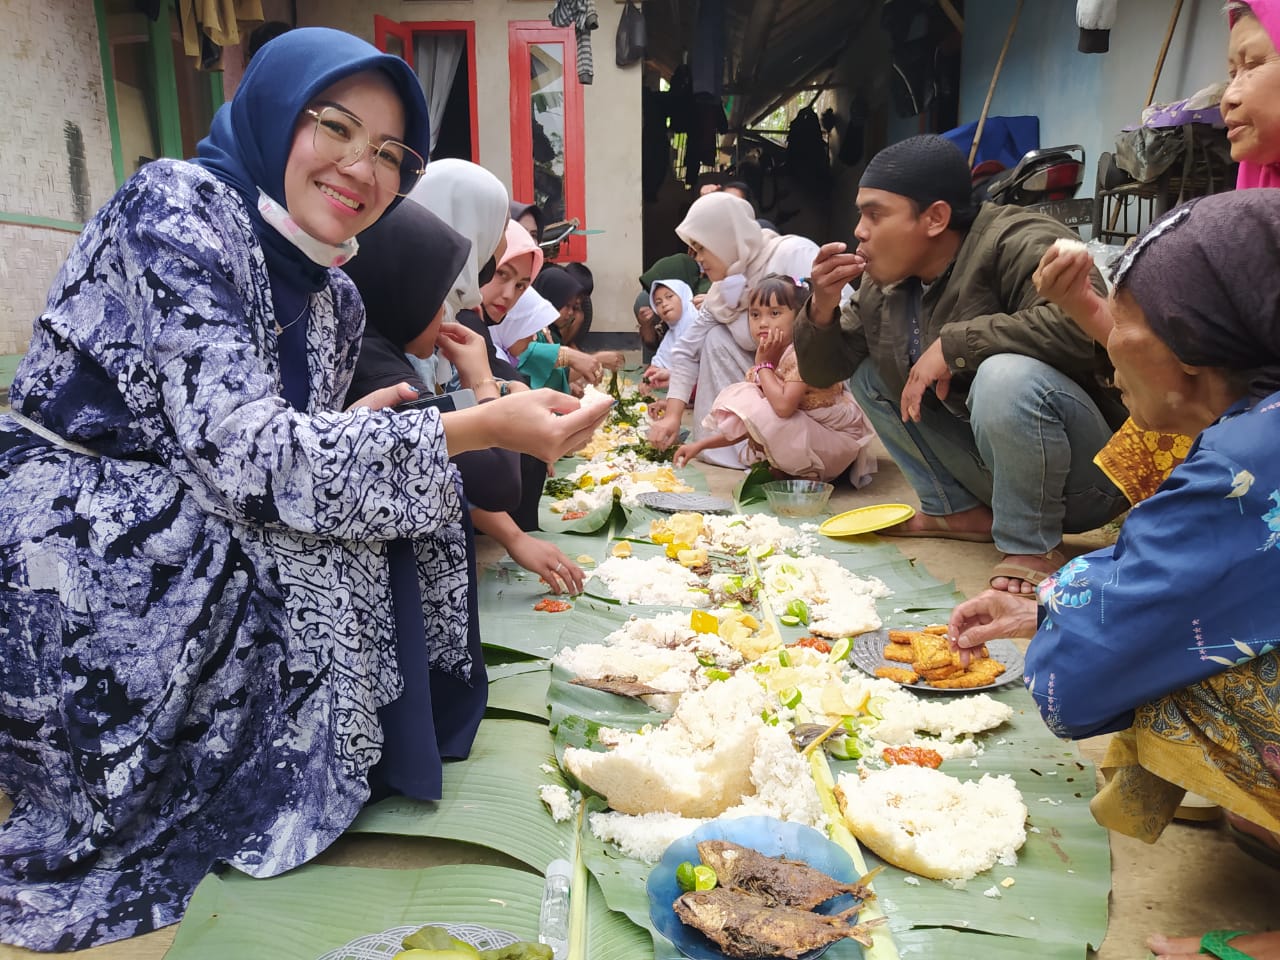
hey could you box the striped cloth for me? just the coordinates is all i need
[549,0,599,84]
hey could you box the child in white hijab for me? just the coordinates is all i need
[648,278,698,372]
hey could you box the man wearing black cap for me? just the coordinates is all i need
[794,135,1127,593]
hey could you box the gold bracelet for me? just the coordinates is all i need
[554,347,570,369]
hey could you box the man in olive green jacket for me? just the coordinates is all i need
[795,136,1126,593]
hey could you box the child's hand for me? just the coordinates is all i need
[756,328,787,367]
[673,442,700,468]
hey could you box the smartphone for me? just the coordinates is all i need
[397,388,477,414]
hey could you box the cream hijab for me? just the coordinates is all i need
[675,191,810,350]
[407,159,510,319]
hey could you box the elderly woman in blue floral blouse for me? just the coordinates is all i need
[950,189,1280,960]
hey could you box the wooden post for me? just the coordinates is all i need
[969,0,1022,168]
[1145,0,1186,108]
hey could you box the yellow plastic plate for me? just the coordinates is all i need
[819,503,916,537]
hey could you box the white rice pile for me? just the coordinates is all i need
[699,513,814,555]
[835,766,1027,879]
[588,556,710,607]
[869,687,1014,744]
[550,449,692,514]
[752,651,1011,757]
[554,612,744,708]
[565,673,767,821]
[758,554,889,638]
[586,716,827,863]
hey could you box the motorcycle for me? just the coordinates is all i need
[972,144,1092,229]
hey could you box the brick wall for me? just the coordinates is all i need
[0,0,117,359]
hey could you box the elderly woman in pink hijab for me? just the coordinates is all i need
[646,192,818,467]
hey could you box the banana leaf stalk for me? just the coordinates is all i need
[568,800,591,960]
[809,752,900,960]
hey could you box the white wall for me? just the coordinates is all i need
[959,0,1231,194]
[299,1,643,338]
[0,0,117,360]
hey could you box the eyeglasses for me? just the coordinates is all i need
[304,105,425,197]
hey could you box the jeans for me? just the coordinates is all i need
[850,354,1126,555]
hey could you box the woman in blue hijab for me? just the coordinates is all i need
[0,27,609,950]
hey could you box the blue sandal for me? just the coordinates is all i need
[1199,930,1254,960]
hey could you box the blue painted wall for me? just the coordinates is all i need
[958,0,1230,196]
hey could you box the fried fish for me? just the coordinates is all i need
[674,888,883,959]
[695,840,875,909]
[568,675,671,699]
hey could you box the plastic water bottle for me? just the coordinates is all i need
[538,858,572,960]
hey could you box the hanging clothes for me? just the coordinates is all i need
[177,0,265,67]
[549,0,599,84]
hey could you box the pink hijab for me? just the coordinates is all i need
[1230,0,1280,188]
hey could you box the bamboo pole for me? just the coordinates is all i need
[1145,0,1186,108]
[969,0,1023,168]
[810,752,899,960]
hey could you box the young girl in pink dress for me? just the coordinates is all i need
[674,275,877,485]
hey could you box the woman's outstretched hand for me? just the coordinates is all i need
[479,388,613,462]
[508,533,585,595]
[947,588,1038,666]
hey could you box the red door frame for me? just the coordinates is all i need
[374,15,480,163]
[508,21,585,262]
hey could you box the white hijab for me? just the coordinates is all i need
[407,159,510,319]
[492,289,559,365]
[649,278,697,369]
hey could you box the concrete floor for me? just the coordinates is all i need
[0,437,1276,959]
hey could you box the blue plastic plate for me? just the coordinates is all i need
[646,816,862,960]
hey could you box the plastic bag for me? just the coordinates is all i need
[616,0,645,66]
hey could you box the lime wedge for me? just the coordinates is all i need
[866,696,886,720]
[676,861,697,892]
[785,598,810,625]
[827,736,862,761]
[779,614,801,627]
[779,686,802,709]
[828,637,852,662]
[693,865,719,890]
[777,648,792,667]
[749,543,773,559]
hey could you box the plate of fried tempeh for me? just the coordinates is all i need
[850,626,1024,693]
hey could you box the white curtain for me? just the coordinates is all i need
[414,33,465,156]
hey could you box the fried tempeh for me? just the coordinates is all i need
[882,643,915,663]
[909,633,954,671]
[875,666,920,684]
[927,659,1007,688]
[917,662,965,681]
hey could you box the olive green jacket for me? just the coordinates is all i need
[794,204,1121,420]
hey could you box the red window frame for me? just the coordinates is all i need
[508,21,586,262]
[374,15,480,163]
